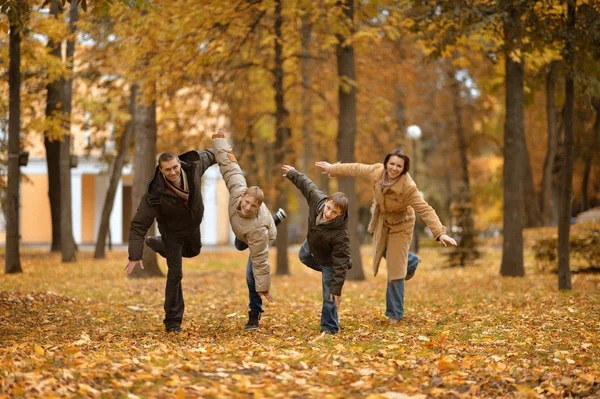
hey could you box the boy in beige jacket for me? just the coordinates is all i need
[212,129,277,330]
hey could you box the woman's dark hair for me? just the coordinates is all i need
[383,149,410,175]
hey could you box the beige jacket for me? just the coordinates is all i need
[330,162,446,280]
[213,136,277,292]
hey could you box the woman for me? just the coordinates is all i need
[315,150,457,323]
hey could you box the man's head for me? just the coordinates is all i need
[240,186,264,217]
[322,192,348,222]
[158,152,181,185]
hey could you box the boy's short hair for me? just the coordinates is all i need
[244,186,265,205]
[327,192,348,213]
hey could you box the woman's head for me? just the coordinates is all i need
[383,149,410,179]
[240,186,264,217]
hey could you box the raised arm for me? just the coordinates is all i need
[315,161,380,180]
[282,165,327,210]
[212,129,247,200]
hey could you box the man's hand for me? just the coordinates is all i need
[125,260,144,275]
[282,164,296,176]
[438,234,457,247]
[259,291,274,303]
[315,161,332,175]
[329,294,341,308]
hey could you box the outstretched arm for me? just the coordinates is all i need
[282,165,327,210]
[315,161,379,180]
[212,128,247,200]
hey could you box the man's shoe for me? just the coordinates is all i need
[145,236,166,258]
[273,208,287,226]
[166,326,183,333]
[244,310,261,330]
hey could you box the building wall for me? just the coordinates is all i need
[21,174,53,243]
[81,174,95,243]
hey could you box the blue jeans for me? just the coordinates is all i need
[299,240,322,272]
[245,257,263,313]
[385,252,419,320]
[299,240,338,333]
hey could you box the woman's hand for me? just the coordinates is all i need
[438,234,457,247]
[315,161,332,175]
[282,164,296,176]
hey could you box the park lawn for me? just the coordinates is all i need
[1,247,599,398]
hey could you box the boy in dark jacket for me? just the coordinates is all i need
[125,150,216,333]
[282,164,351,335]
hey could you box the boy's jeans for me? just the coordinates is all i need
[385,251,419,320]
[299,240,338,333]
[245,257,263,313]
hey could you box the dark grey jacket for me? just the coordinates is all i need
[128,150,216,261]
[285,169,351,296]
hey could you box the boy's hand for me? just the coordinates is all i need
[259,291,274,303]
[329,294,341,308]
[282,164,296,176]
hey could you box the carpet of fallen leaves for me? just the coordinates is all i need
[1,246,599,399]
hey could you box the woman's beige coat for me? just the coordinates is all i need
[330,162,446,280]
[213,135,277,292]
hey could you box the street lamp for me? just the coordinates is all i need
[406,125,422,253]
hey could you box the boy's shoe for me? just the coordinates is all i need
[244,310,261,330]
[273,208,287,226]
[388,318,401,324]
[166,326,183,333]
[405,268,416,281]
[145,235,166,258]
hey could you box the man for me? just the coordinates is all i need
[125,149,216,333]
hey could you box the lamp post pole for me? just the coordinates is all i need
[407,125,422,254]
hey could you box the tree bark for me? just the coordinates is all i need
[273,0,290,275]
[540,61,559,225]
[59,0,78,262]
[522,137,543,227]
[500,0,525,277]
[581,97,600,212]
[558,0,576,290]
[336,0,364,281]
[298,10,313,243]
[129,84,162,278]
[44,0,63,252]
[5,5,23,274]
[94,85,136,259]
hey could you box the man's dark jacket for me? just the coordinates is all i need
[128,150,216,261]
[285,169,351,296]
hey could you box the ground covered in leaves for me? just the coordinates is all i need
[1,246,599,398]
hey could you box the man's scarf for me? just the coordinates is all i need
[162,169,190,202]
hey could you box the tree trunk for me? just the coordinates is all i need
[448,68,478,266]
[522,138,543,227]
[500,0,525,277]
[5,7,23,274]
[336,0,364,281]
[273,0,290,275]
[558,0,575,290]
[44,0,63,252]
[129,84,162,278]
[94,85,136,259]
[59,0,78,262]
[581,97,600,212]
[551,106,566,224]
[299,10,313,243]
[540,61,559,225]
